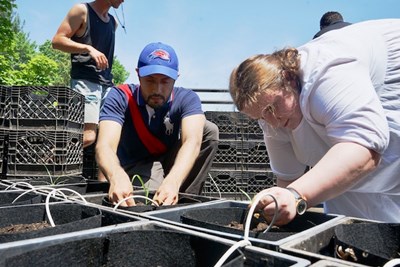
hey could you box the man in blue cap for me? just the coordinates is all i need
[96,42,219,206]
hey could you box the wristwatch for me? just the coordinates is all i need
[286,187,308,215]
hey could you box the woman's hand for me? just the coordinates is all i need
[251,187,298,226]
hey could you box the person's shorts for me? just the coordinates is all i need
[71,79,110,124]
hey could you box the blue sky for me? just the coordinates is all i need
[14,0,400,91]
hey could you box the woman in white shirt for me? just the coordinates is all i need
[229,19,400,224]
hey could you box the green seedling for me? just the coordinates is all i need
[43,165,66,186]
[130,174,150,204]
[238,188,252,202]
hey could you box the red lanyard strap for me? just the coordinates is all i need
[117,84,167,156]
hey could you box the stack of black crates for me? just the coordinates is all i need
[202,111,277,200]
[0,85,84,178]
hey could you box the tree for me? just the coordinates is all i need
[17,54,59,85]
[112,56,130,85]
[39,40,70,86]
[0,0,16,52]
[12,15,37,66]
[0,11,38,85]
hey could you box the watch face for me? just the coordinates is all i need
[297,199,307,215]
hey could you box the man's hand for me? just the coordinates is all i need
[153,178,180,205]
[88,46,109,70]
[108,169,136,207]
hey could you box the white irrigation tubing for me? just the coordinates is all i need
[383,259,400,267]
[112,195,159,211]
[5,181,35,190]
[244,192,278,240]
[11,186,68,203]
[214,192,279,267]
[45,188,87,227]
[213,239,251,267]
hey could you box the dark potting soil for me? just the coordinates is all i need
[102,195,198,213]
[227,220,274,232]
[226,212,281,232]
[0,222,51,234]
[181,207,329,241]
[102,197,157,212]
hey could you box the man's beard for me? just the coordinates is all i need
[146,94,166,109]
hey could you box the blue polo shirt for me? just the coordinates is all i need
[100,84,203,167]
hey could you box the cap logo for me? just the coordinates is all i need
[149,49,170,62]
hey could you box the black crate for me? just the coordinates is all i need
[205,111,243,140]
[0,86,7,123]
[242,141,270,169]
[4,129,83,177]
[240,114,264,140]
[202,169,248,200]
[211,140,244,169]
[0,86,84,131]
[241,170,277,195]
[82,143,98,180]
[211,140,270,171]
[0,129,6,175]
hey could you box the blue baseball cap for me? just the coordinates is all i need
[137,42,179,80]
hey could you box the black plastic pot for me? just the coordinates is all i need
[100,192,218,213]
[101,196,157,212]
[142,200,342,251]
[0,191,43,207]
[332,222,400,266]
[0,221,311,267]
[0,202,140,244]
[84,179,110,194]
[2,176,88,194]
[280,218,400,267]
[181,207,334,241]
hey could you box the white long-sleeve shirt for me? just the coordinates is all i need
[260,19,400,222]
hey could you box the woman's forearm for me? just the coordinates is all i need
[289,142,380,206]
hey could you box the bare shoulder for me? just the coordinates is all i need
[67,3,88,20]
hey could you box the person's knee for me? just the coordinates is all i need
[83,134,96,148]
[203,120,219,141]
[83,124,98,148]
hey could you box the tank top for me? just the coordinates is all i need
[70,3,115,86]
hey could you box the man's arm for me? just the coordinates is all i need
[51,3,109,70]
[96,120,135,206]
[154,114,205,205]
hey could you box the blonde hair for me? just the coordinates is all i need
[229,47,301,111]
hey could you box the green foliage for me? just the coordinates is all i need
[17,54,59,85]
[39,40,71,86]
[13,16,37,64]
[0,0,16,52]
[112,56,130,85]
[0,54,15,85]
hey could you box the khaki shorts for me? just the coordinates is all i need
[71,79,111,124]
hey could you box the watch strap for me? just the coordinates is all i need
[286,187,308,215]
[286,187,304,200]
